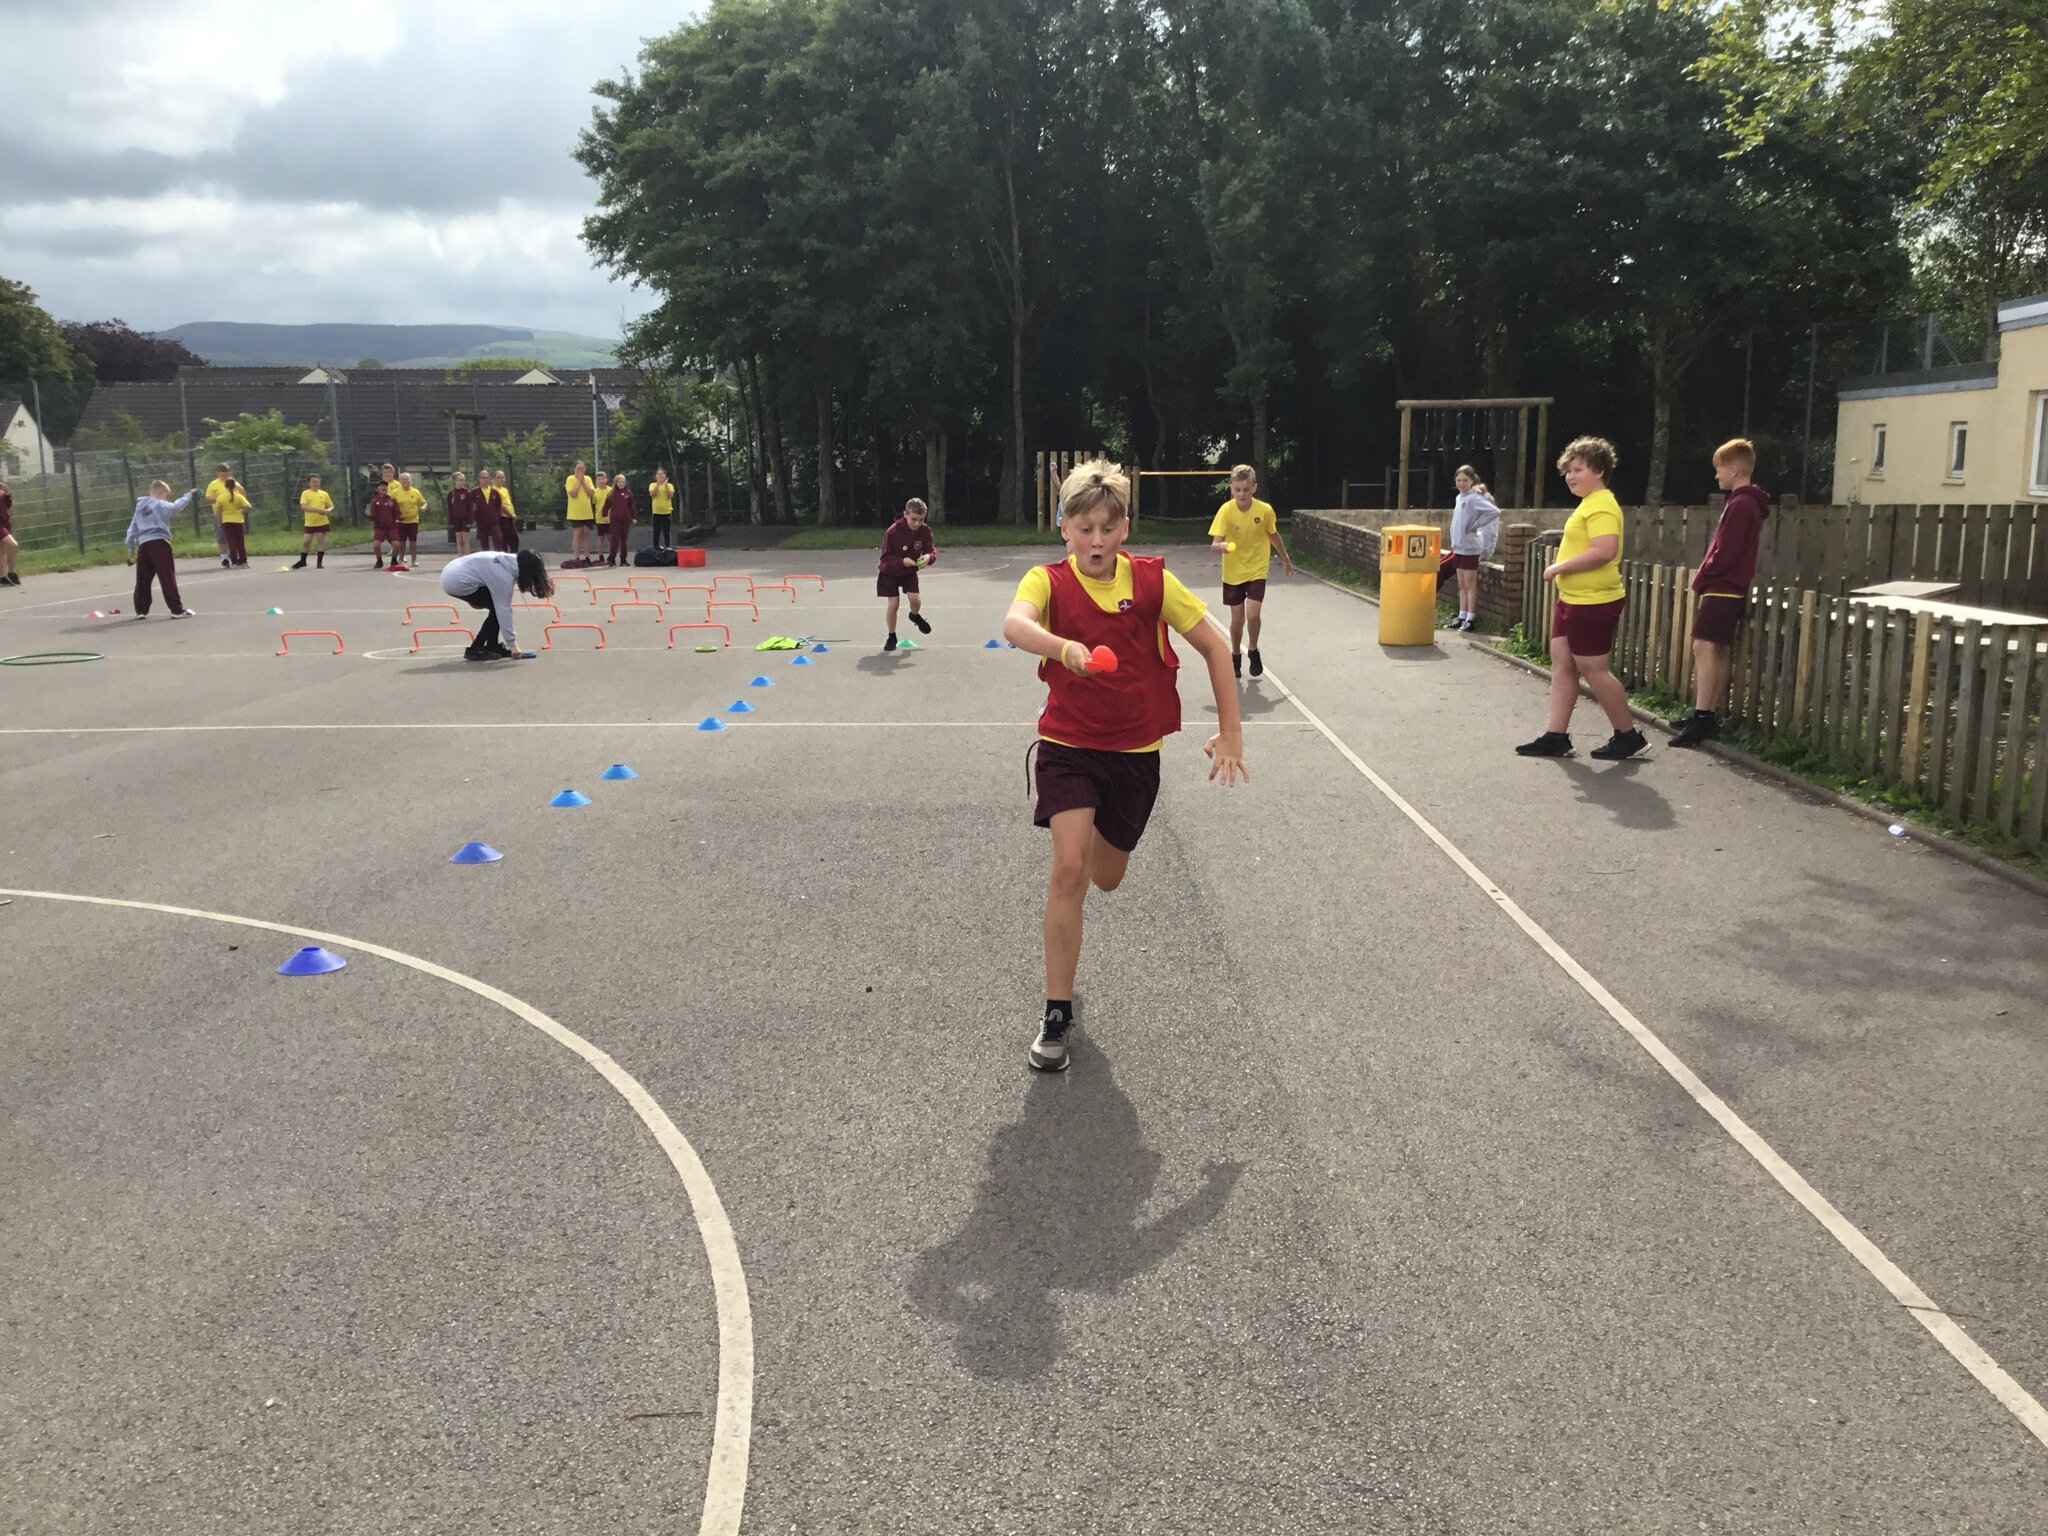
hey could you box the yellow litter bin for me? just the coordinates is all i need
[1378,523,1441,645]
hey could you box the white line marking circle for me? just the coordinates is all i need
[0,886,754,1533]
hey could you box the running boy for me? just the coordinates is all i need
[1517,436,1645,761]
[1671,439,1770,747]
[878,496,937,651]
[605,473,635,566]
[564,461,596,565]
[1207,464,1293,677]
[648,468,675,548]
[1003,460,1247,1072]
[291,473,332,568]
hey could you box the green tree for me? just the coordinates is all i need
[0,275,79,382]
[197,409,333,465]
[73,409,183,453]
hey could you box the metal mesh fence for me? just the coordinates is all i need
[1,446,348,556]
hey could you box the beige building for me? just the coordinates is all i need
[1833,293,2048,505]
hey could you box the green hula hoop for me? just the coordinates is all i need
[0,651,106,666]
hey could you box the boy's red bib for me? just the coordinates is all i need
[1036,555,1181,750]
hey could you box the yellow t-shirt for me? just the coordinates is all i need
[1013,554,1208,753]
[593,485,612,524]
[1555,489,1625,605]
[649,483,674,514]
[565,475,595,521]
[300,489,333,527]
[1208,498,1277,585]
[204,477,230,517]
[393,484,426,525]
[495,486,517,517]
[217,489,250,525]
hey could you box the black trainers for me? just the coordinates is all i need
[1591,728,1649,761]
[1029,1011,1072,1072]
[884,633,898,652]
[1515,731,1574,757]
[375,557,384,569]
[290,556,307,569]
[1232,651,1242,678]
[908,610,931,634]
[1248,648,1263,677]
[1669,712,1718,749]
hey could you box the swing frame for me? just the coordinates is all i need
[1394,396,1554,512]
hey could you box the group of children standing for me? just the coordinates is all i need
[561,462,677,568]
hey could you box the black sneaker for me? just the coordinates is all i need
[1665,710,1692,729]
[1029,1011,1072,1072]
[1515,731,1574,757]
[1248,648,1263,677]
[908,610,931,634]
[1591,728,1649,761]
[375,557,384,569]
[1232,651,1242,678]
[290,557,307,569]
[4,572,19,585]
[481,642,512,660]
[884,634,898,652]
[1669,712,1718,749]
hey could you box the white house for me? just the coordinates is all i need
[0,398,56,477]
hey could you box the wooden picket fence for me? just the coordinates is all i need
[1523,541,2048,853]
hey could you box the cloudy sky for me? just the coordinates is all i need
[0,0,698,338]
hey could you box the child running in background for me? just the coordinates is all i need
[649,468,675,548]
[1446,465,1501,632]
[493,471,520,552]
[291,473,332,569]
[606,474,635,565]
[445,472,478,557]
[878,497,937,651]
[368,479,401,569]
[1003,460,1247,1073]
[1206,464,1293,677]
[1517,435,1645,761]
[125,481,199,618]
[1671,438,1771,747]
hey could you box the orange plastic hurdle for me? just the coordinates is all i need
[590,585,634,602]
[402,602,461,627]
[627,575,667,594]
[554,574,596,602]
[707,597,760,622]
[711,574,757,592]
[277,630,344,656]
[663,582,713,599]
[784,574,825,591]
[543,622,607,650]
[514,600,562,624]
[609,600,665,622]
[409,625,475,653]
[668,622,733,649]
[753,582,797,603]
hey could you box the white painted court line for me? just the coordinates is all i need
[0,719,1308,736]
[0,886,755,1534]
[1246,651,2048,1452]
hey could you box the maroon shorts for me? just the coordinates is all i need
[1450,553,1480,571]
[448,512,471,532]
[877,567,921,597]
[1031,741,1163,853]
[1552,598,1625,658]
[1692,594,1747,645]
[373,522,396,541]
[1221,579,1268,606]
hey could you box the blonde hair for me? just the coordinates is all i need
[1713,437,1756,475]
[1557,436,1617,478]
[1058,459,1131,523]
[150,479,172,497]
[1229,463,1256,483]
[904,497,928,515]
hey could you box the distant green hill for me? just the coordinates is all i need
[163,322,619,368]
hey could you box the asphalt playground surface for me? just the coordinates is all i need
[2,539,2045,1534]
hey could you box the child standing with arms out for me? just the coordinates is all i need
[125,482,199,618]
[648,468,675,548]
[1446,465,1501,631]
[291,473,332,569]
[605,473,635,565]
[1517,436,1645,761]
[878,497,937,651]
[1207,464,1293,677]
[1004,461,1247,1072]
[1670,438,1770,747]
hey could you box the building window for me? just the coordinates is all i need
[1947,421,1968,480]
[2033,397,2048,497]
[1870,424,1887,477]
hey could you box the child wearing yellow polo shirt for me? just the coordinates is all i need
[649,468,675,548]
[214,474,251,567]
[203,462,235,568]
[493,471,520,553]
[1002,460,1247,1073]
[1517,435,1645,761]
[564,462,596,566]
[291,473,333,569]
[1207,465,1293,678]
[392,472,427,568]
[592,476,613,565]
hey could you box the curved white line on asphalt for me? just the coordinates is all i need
[1238,650,2048,1453]
[0,886,755,1533]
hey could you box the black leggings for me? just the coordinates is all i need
[652,512,672,547]
[456,586,501,648]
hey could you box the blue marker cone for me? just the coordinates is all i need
[600,763,639,780]
[727,699,755,713]
[698,717,727,731]
[810,642,830,653]
[277,945,346,976]
[790,655,812,666]
[549,789,592,807]
[449,841,503,864]
[985,638,1003,648]
[750,675,774,687]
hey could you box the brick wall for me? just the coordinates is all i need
[1294,510,1538,632]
